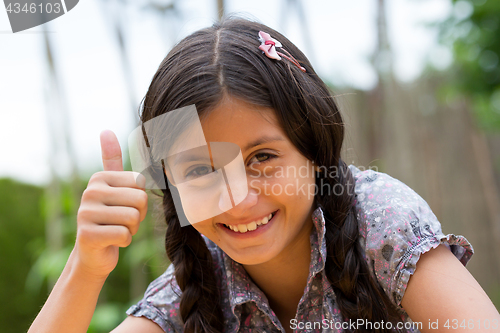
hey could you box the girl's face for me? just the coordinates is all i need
[184,96,317,266]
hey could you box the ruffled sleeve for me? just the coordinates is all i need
[348,165,474,311]
[126,264,184,332]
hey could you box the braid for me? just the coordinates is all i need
[318,158,405,332]
[162,187,224,333]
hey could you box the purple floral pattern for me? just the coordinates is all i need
[126,165,474,332]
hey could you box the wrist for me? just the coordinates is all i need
[66,248,110,284]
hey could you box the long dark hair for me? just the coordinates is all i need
[140,17,405,333]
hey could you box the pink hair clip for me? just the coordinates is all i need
[258,31,306,73]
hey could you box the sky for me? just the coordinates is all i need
[0,0,454,186]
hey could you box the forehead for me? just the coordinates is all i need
[200,98,282,147]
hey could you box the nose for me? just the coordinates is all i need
[221,185,259,217]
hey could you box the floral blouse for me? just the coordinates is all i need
[126,165,474,332]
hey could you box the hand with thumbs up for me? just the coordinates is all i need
[28,130,151,333]
[74,130,148,278]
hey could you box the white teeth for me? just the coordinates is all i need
[225,212,275,233]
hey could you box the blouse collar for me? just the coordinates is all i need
[221,206,328,324]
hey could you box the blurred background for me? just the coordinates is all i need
[1,0,499,331]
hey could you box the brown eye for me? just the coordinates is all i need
[255,153,270,162]
[186,165,212,179]
[249,152,276,165]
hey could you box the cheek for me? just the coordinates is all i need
[279,159,317,198]
[254,168,316,202]
[190,219,217,239]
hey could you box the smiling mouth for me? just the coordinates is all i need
[222,210,277,233]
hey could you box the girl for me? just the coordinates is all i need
[29,17,499,333]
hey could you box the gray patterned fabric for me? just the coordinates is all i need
[126,165,473,332]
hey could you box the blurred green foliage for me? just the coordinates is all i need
[0,179,47,333]
[439,0,500,131]
[0,175,168,333]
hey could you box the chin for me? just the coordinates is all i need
[224,247,278,266]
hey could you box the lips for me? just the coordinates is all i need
[220,210,277,234]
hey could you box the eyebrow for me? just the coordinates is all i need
[168,150,211,167]
[173,154,210,165]
[244,135,285,152]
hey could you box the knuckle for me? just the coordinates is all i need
[141,204,148,220]
[119,228,132,246]
[89,171,104,183]
[127,208,141,225]
[134,172,147,189]
[77,205,94,222]
[77,206,87,220]
[81,188,90,201]
[77,225,93,244]
[82,186,99,202]
[130,225,139,236]
[138,191,148,209]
